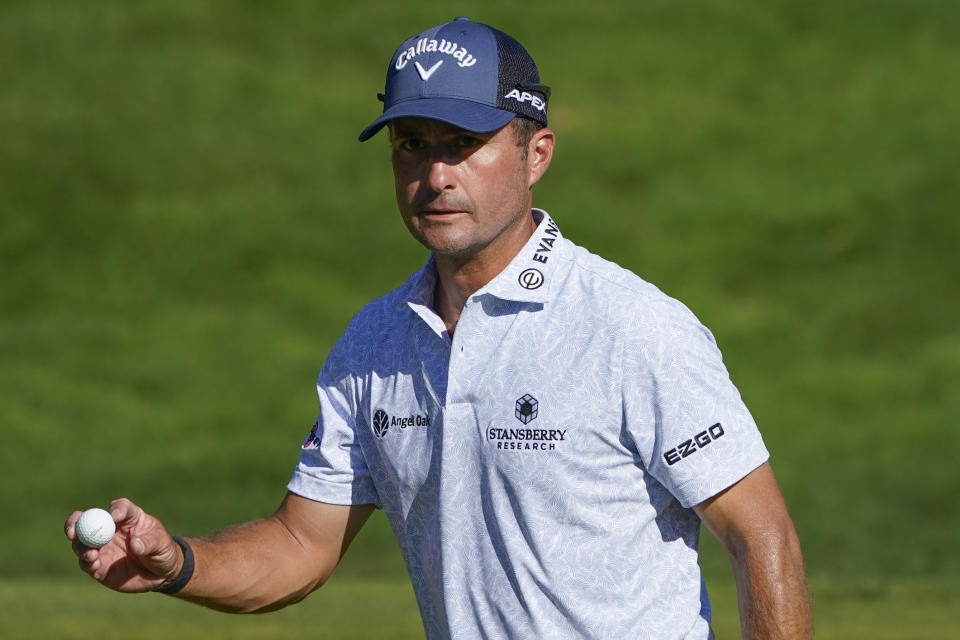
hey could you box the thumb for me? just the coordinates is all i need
[131,530,184,581]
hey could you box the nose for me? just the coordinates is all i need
[426,153,456,193]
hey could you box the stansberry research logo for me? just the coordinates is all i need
[487,394,566,451]
[515,394,539,424]
[372,409,390,438]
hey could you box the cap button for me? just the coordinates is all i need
[454,16,470,21]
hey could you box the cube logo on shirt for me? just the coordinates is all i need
[515,395,539,424]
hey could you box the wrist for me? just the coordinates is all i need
[155,536,195,595]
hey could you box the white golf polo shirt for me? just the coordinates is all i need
[289,209,769,639]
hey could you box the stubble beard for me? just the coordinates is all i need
[402,200,535,263]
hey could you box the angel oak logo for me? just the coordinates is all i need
[373,408,431,439]
[372,410,390,438]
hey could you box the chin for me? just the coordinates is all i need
[413,229,472,255]
[423,239,484,258]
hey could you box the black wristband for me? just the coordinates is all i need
[155,536,195,595]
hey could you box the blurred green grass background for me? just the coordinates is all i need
[2,0,958,636]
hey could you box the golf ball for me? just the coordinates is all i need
[76,508,116,548]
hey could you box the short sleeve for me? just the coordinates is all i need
[287,343,380,507]
[622,297,769,508]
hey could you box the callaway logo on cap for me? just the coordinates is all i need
[358,17,550,141]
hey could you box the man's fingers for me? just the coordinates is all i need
[70,524,103,559]
[72,537,89,556]
[105,499,180,578]
[130,527,182,579]
[64,510,83,540]
[109,498,142,528]
[67,498,177,591]
[77,549,101,574]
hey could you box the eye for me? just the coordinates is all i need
[454,134,483,148]
[395,138,427,153]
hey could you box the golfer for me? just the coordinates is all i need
[66,17,812,639]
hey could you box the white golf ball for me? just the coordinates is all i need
[76,508,116,548]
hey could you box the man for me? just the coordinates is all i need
[66,17,812,639]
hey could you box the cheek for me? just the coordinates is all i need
[393,174,408,201]
[392,165,419,205]
[462,149,525,196]
[475,158,528,208]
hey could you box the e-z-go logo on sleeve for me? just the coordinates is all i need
[663,423,726,465]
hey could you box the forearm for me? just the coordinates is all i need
[731,528,812,639]
[66,495,369,610]
[173,516,329,613]
[695,464,813,639]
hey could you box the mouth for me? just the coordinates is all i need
[420,208,468,218]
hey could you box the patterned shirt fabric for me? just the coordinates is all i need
[289,209,769,639]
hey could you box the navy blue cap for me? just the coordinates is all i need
[358,17,549,142]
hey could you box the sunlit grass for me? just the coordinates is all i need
[2,2,958,635]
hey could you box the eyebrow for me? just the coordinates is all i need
[391,120,483,139]
[390,124,422,138]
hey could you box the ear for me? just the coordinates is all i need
[526,127,555,189]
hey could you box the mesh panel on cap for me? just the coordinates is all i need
[494,29,548,125]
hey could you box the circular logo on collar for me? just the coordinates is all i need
[518,268,544,290]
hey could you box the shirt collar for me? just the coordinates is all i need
[400,208,568,312]
[474,208,567,304]
[398,253,436,312]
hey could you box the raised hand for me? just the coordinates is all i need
[65,498,183,593]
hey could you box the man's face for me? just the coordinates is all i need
[390,118,539,260]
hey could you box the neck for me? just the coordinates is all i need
[432,210,537,334]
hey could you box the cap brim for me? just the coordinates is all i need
[358,97,516,142]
